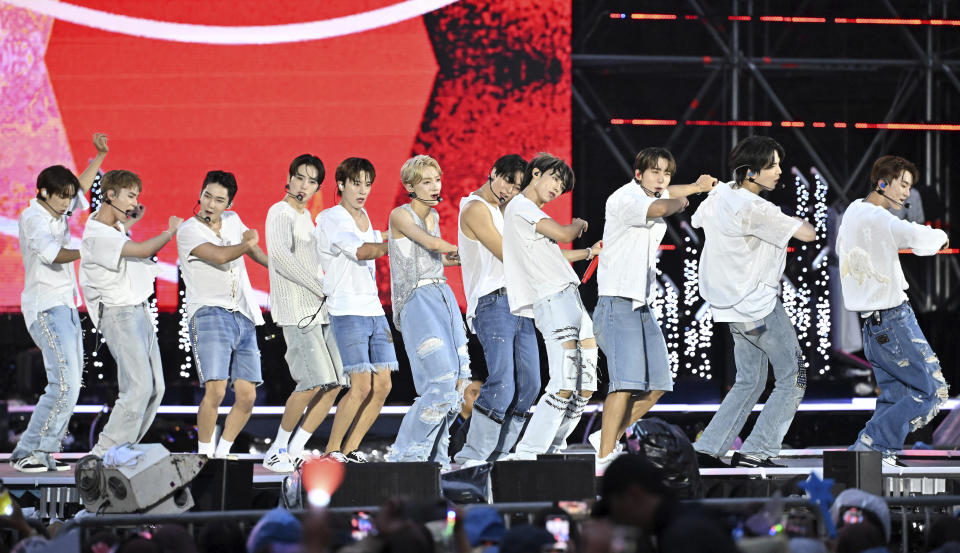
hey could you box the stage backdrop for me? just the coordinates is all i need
[0,0,572,313]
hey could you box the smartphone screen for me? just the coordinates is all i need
[351,512,373,540]
[546,516,570,544]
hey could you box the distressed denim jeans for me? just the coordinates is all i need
[850,302,948,455]
[12,306,83,460]
[387,283,470,466]
[455,291,540,463]
[91,303,166,455]
[694,301,806,459]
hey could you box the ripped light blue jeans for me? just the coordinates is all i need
[387,283,470,466]
[850,302,948,455]
[12,306,83,460]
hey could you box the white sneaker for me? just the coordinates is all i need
[499,451,537,461]
[588,430,624,456]
[324,451,348,463]
[262,445,295,473]
[595,451,621,477]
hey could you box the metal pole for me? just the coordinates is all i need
[731,0,740,146]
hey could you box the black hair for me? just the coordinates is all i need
[202,170,238,203]
[36,165,79,199]
[634,147,676,176]
[288,153,325,187]
[335,157,376,196]
[520,153,574,193]
[491,154,527,185]
[729,136,785,185]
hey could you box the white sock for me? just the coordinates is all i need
[214,439,233,458]
[288,428,312,457]
[198,440,214,456]
[274,427,292,450]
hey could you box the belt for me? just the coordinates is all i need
[483,287,508,298]
[416,278,446,289]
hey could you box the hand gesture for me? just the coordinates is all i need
[440,242,458,254]
[677,196,690,212]
[92,132,109,154]
[131,203,145,220]
[589,240,603,259]
[445,250,460,264]
[168,215,184,234]
[573,217,589,236]
[242,229,259,247]
[695,174,717,192]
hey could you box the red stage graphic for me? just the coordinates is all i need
[0,0,571,313]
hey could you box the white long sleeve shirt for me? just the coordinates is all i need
[837,199,947,313]
[265,201,326,327]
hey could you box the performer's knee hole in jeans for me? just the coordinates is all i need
[417,337,444,358]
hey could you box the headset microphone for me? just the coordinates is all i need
[876,180,911,209]
[634,177,662,198]
[38,197,72,217]
[105,199,142,219]
[487,177,507,204]
[193,200,212,223]
[409,191,443,203]
[284,184,305,202]
[746,170,776,191]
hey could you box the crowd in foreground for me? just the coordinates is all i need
[3,455,960,553]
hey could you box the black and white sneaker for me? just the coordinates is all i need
[731,452,785,468]
[345,451,368,463]
[11,454,49,473]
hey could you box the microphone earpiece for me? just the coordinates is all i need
[875,181,910,208]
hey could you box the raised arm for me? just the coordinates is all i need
[891,217,949,256]
[265,211,325,297]
[461,201,504,261]
[561,240,602,263]
[121,215,182,258]
[76,133,109,194]
[390,208,457,253]
[647,197,689,219]
[667,174,717,199]
[191,229,259,265]
[535,217,588,244]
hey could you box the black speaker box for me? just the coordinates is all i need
[491,457,595,502]
[331,462,441,507]
[823,450,883,496]
[190,458,254,511]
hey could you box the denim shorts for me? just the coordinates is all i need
[190,306,262,385]
[282,323,347,391]
[330,314,399,374]
[532,285,597,393]
[594,296,673,393]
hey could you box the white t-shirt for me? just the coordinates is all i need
[19,195,88,330]
[79,215,162,327]
[502,194,579,318]
[458,194,506,332]
[177,213,264,326]
[315,205,384,317]
[598,181,667,307]
[691,181,802,322]
[838,199,947,313]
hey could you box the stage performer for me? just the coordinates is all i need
[11,133,109,472]
[262,154,346,472]
[453,154,543,466]
[81,169,182,457]
[839,155,949,466]
[384,154,471,468]
[177,170,268,459]
[316,158,395,463]
[593,147,716,473]
[690,136,816,469]
[502,153,602,459]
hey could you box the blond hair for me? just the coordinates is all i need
[400,155,442,187]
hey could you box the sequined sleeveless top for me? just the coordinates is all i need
[388,203,445,329]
